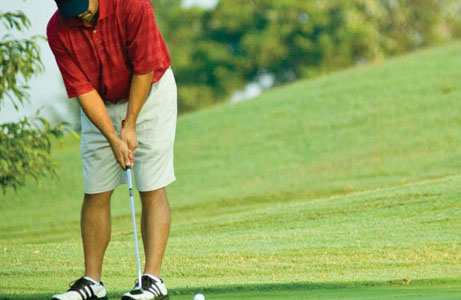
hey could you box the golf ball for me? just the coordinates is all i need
[193,293,205,300]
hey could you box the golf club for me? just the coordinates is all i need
[126,166,142,290]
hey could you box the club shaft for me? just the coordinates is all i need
[126,167,142,288]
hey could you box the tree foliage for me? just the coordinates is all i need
[0,11,44,109]
[0,10,66,194]
[154,0,461,113]
[0,114,66,192]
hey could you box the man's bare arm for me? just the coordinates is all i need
[121,71,154,152]
[77,90,132,169]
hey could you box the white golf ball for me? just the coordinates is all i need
[193,293,205,300]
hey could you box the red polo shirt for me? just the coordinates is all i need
[47,0,171,102]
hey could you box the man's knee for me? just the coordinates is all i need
[83,190,113,209]
[140,188,169,207]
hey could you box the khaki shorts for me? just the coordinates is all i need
[80,68,177,194]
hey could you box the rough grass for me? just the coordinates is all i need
[0,43,460,299]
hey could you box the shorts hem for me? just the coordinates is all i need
[137,176,176,193]
[84,183,120,195]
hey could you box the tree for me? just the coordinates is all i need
[0,10,67,193]
[155,0,461,113]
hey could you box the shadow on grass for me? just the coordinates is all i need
[1,278,460,300]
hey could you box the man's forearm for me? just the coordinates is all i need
[77,89,118,143]
[124,71,154,128]
[78,89,132,168]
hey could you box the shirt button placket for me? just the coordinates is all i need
[93,29,102,46]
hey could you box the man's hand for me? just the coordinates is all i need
[120,122,138,165]
[108,135,133,169]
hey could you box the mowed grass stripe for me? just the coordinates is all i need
[1,175,459,292]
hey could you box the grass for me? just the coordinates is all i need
[2,281,461,300]
[0,42,460,299]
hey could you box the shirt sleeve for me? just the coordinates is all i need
[47,20,95,98]
[125,0,168,74]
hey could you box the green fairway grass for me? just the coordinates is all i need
[193,286,461,300]
[176,283,461,300]
[193,288,461,300]
[197,288,461,300]
[1,281,461,299]
[0,42,460,299]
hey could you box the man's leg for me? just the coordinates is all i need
[140,188,171,277]
[81,190,113,282]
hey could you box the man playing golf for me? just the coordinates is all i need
[47,0,176,299]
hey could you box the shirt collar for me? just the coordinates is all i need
[66,0,114,27]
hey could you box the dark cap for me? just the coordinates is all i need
[55,0,89,19]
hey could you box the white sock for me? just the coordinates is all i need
[143,273,161,283]
[83,276,99,285]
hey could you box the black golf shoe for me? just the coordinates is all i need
[122,275,169,300]
[51,277,108,300]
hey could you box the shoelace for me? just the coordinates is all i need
[69,278,88,290]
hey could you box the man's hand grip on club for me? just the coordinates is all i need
[121,119,136,168]
[121,119,138,164]
[108,135,133,170]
